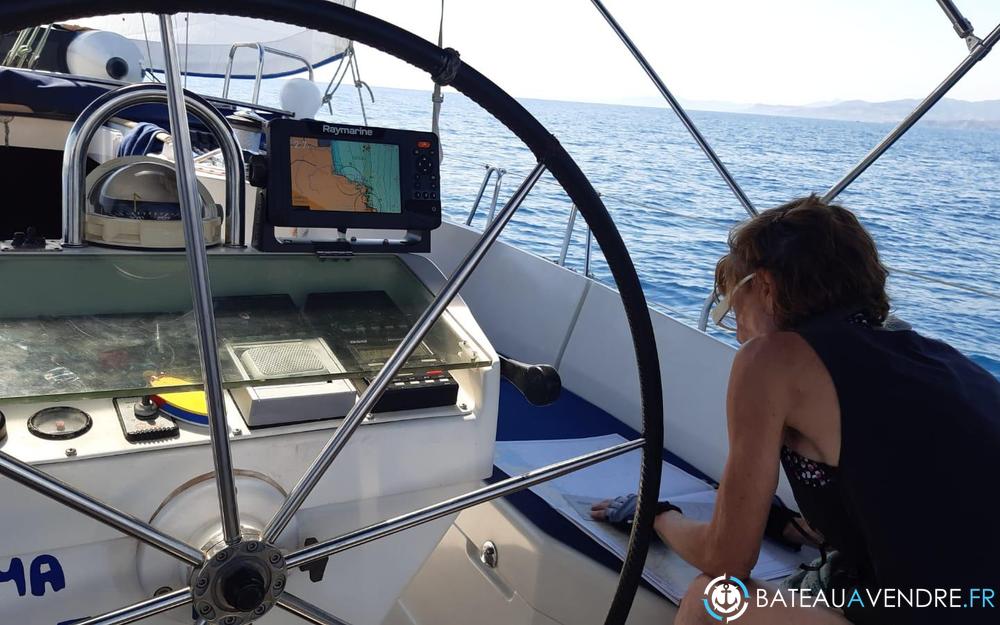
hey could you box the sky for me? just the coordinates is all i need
[326,0,1000,107]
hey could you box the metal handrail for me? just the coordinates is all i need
[61,83,246,248]
[3,25,50,68]
[465,165,505,225]
[222,42,315,105]
[697,289,717,332]
[557,203,578,266]
[556,203,593,278]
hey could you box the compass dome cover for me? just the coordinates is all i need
[85,156,222,248]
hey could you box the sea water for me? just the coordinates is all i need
[219,79,999,378]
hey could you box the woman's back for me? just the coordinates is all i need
[795,310,1000,621]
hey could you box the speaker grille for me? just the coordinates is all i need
[240,343,327,377]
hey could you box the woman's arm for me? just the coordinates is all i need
[655,333,797,579]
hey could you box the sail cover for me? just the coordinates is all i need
[66,3,355,79]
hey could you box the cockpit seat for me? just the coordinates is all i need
[493,379,711,595]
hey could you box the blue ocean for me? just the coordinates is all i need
[232,80,1000,378]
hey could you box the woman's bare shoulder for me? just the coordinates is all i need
[732,332,840,460]
[733,331,815,374]
[730,332,832,413]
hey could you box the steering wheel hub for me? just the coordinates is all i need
[190,540,285,624]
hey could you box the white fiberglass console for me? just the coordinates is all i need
[0,250,499,625]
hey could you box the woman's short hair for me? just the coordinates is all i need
[715,195,890,328]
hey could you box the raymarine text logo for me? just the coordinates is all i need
[321,124,373,137]
[704,575,750,622]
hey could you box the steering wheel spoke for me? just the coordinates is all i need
[277,592,353,625]
[74,587,192,625]
[285,438,643,570]
[0,451,203,565]
[262,162,547,544]
[156,13,243,546]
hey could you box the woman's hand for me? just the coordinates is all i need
[590,494,682,530]
[589,497,618,522]
[590,494,637,526]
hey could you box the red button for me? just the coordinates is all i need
[416,140,432,149]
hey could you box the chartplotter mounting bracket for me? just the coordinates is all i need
[251,118,441,254]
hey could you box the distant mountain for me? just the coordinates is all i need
[616,95,1000,129]
[742,98,1000,130]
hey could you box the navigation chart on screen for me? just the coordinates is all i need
[290,136,401,214]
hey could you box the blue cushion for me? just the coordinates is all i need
[493,379,714,597]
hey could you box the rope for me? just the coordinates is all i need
[324,46,353,105]
[431,48,462,86]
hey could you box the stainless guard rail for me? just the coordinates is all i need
[61,83,246,248]
[465,165,505,225]
[222,42,316,105]
[557,203,593,278]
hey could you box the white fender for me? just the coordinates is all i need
[66,30,144,82]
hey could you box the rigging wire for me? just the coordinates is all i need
[183,13,190,89]
[139,13,156,79]
[349,47,372,126]
[321,47,351,114]
[320,43,373,125]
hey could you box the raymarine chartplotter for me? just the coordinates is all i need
[254,118,441,253]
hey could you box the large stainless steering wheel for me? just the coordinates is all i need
[0,2,665,625]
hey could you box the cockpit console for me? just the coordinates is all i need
[0,104,492,454]
[0,60,501,624]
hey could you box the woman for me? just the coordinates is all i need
[592,196,1000,624]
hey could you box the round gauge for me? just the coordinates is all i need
[28,407,92,440]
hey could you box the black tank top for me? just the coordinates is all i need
[786,309,1000,625]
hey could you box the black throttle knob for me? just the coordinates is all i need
[500,355,562,407]
[221,566,267,612]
